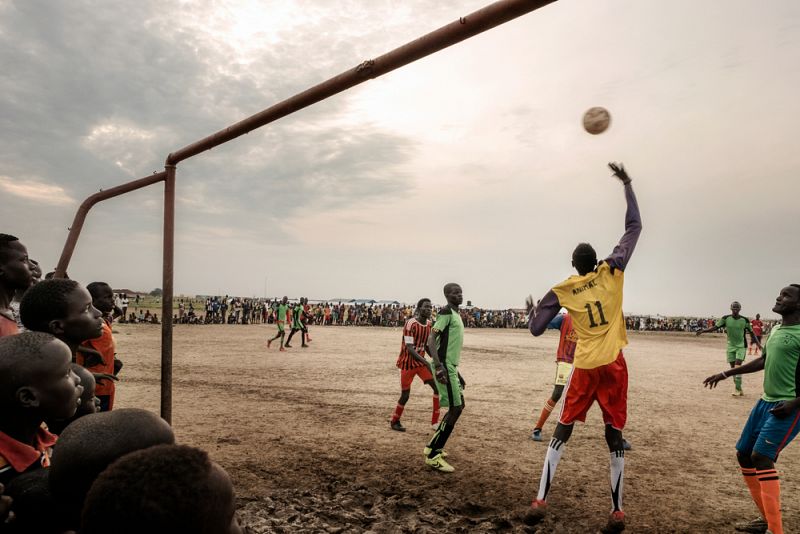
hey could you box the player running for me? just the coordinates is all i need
[704,284,800,534]
[266,296,289,351]
[750,314,764,356]
[697,301,761,396]
[524,162,641,533]
[285,299,308,348]
[390,298,440,432]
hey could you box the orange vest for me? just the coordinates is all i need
[79,322,116,401]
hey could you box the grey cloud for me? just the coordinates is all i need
[2,0,423,248]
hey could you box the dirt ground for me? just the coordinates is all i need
[111,324,799,533]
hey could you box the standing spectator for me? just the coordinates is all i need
[79,282,119,411]
[0,234,34,337]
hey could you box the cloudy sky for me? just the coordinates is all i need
[1,0,798,316]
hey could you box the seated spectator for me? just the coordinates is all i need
[81,444,242,534]
[0,332,83,486]
[48,408,175,531]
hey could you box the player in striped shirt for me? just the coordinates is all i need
[390,298,440,432]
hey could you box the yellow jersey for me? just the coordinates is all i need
[551,262,627,369]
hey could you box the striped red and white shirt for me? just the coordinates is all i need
[396,318,432,370]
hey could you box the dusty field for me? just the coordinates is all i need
[111,324,799,533]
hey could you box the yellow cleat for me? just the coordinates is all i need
[425,453,454,473]
[423,446,448,458]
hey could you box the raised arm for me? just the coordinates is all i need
[605,163,642,272]
[527,290,561,336]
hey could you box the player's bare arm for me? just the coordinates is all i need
[696,324,721,336]
[405,343,428,367]
[703,356,765,388]
[428,329,448,384]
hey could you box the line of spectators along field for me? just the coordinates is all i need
[122,294,778,336]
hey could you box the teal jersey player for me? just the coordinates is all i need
[704,285,800,534]
[266,296,290,351]
[761,324,800,402]
[291,304,303,330]
[698,301,761,395]
[424,283,466,473]
[433,306,464,368]
[716,315,754,350]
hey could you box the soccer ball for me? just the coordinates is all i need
[582,107,611,135]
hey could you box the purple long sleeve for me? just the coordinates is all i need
[528,182,641,337]
[604,182,642,271]
[528,290,561,336]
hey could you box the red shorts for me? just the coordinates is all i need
[400,365,433,390]
[559,352,628,430]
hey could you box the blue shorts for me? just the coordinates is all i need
[736,399,800,461]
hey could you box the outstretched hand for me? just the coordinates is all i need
[703,372,727,389]
[608,162,631,184]
[525,295,536,315]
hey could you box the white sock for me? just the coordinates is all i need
[537,437,565,501]
[610,450,625,512]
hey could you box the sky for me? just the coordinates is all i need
[1,0,798,317]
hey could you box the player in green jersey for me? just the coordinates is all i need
[285,299,308,348]
[697,301,761,396]
[704,285,800,534]
[424,283,466,473]
[266,296,289,351]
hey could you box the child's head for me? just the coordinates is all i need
[20,279,104,345]
[0,233,34,293]
[86,282,114,315]
[0,332,83,421]
[46,364,98,435]
[4,468,62,533]
[81,444,242,534]
[71,364,98,416]
[49,408,175,528]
